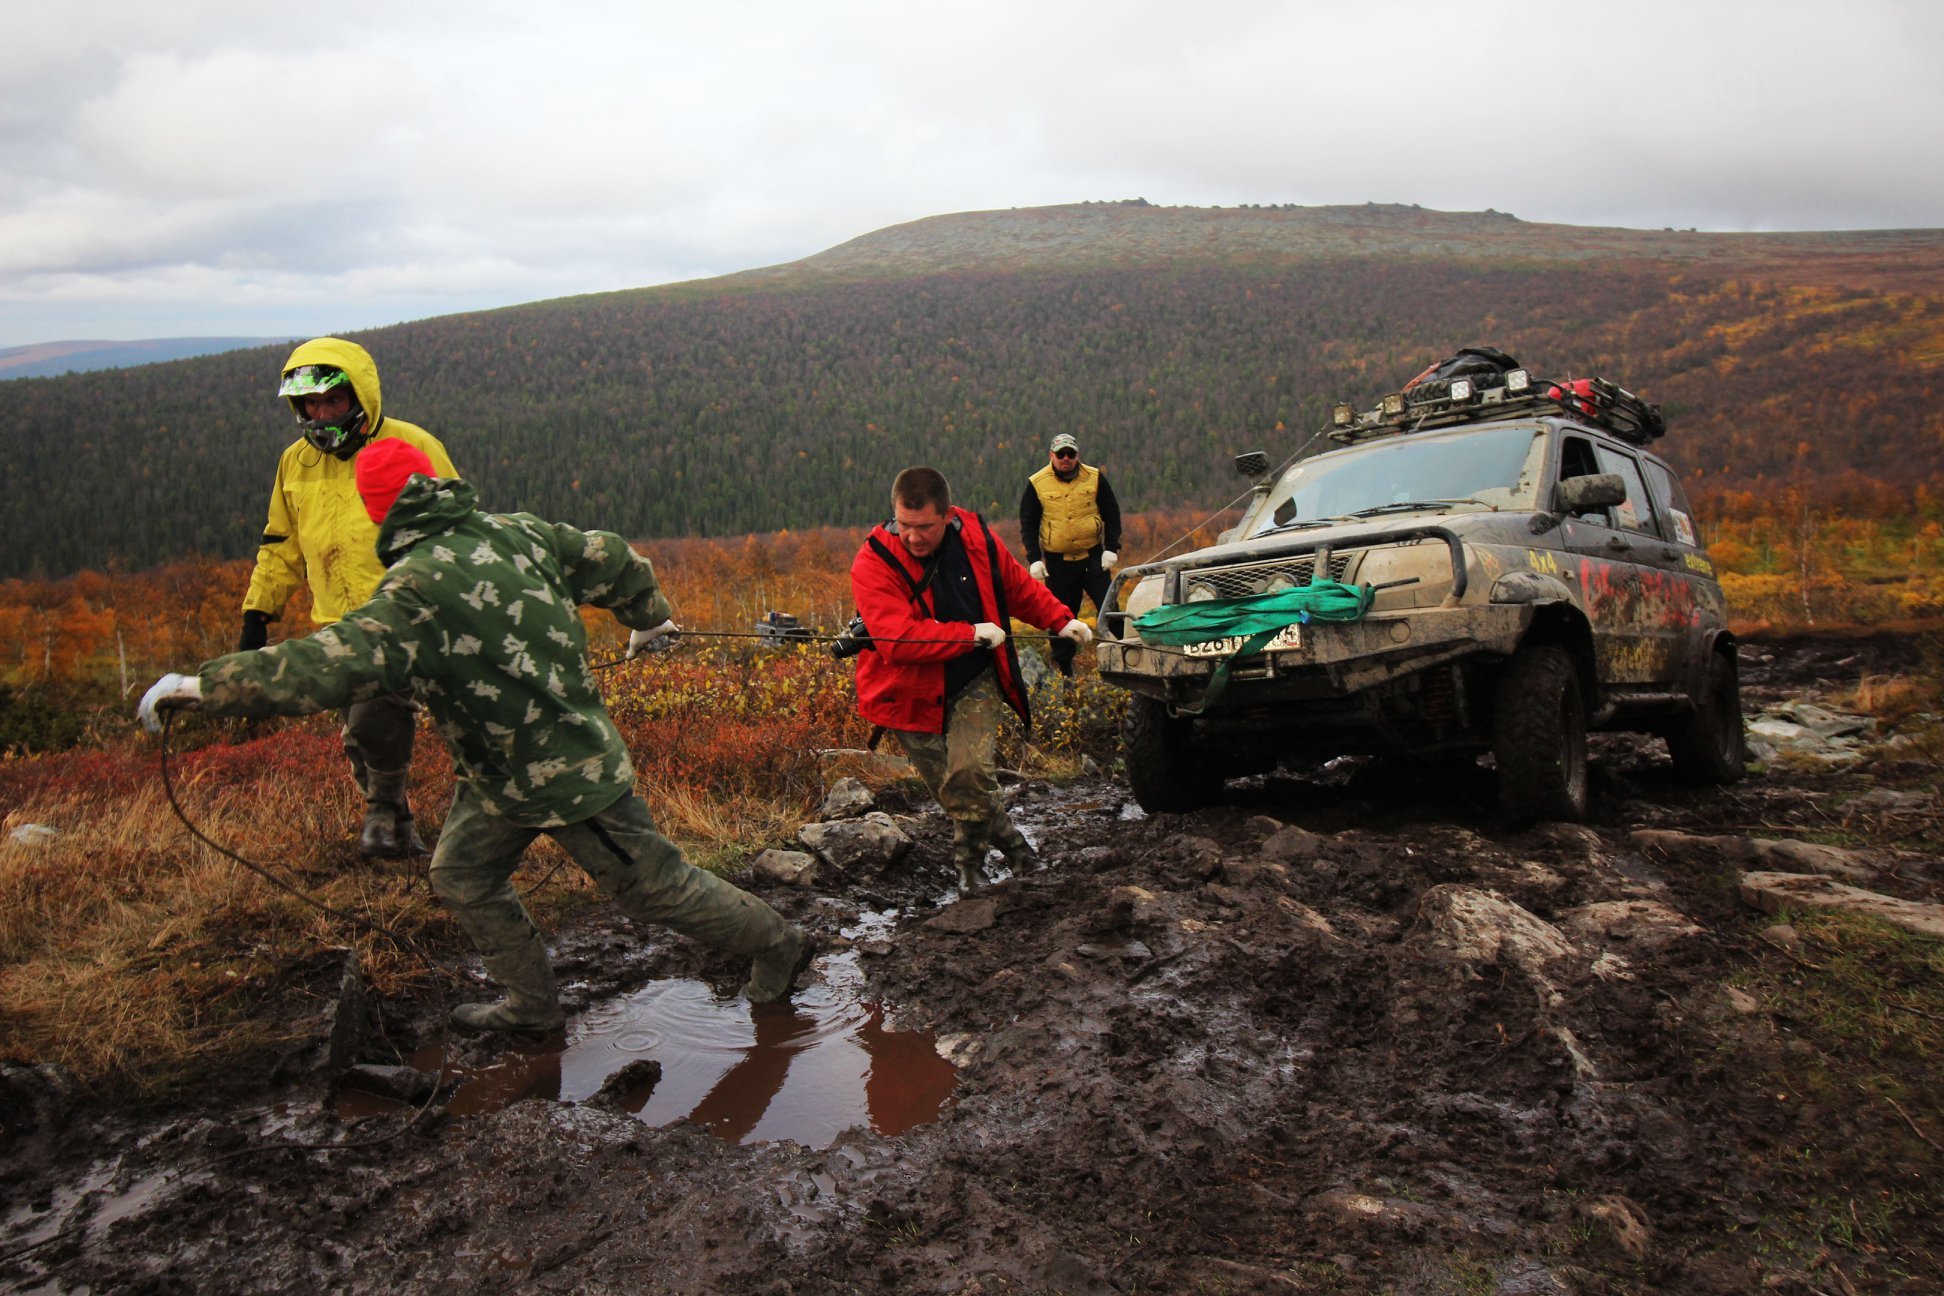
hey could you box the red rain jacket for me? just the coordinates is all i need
[850,507,1073,734]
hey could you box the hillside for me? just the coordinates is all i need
[5,202,1944,581]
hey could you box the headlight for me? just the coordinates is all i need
[1121,574,1165,618]
[1261,571,1299,594]
[1184,579,1219,603]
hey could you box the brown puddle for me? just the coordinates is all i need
[340,949,958,1147]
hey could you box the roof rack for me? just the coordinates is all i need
[1326,368,1666,446]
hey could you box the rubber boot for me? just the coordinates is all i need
[745,925,816,1004]
[450,933,565,1033]
[993,819,1042,874]
[952,839,987,892]
[360,767,418,858]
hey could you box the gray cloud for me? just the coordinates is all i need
[3,0,1940,346]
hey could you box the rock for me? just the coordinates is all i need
[1261,825,1325,864]
[924,897,999,934]
[752,849,822,888]
[1750,837,1876,881]
[338,1064,445,1104]
[1088,885,1158,933]
[0,1061,79,1137]
[1560,900,1704,954]
[1724,986,1760,1014]
[1741,872,1944,940]
[1416,885,1577,982]
[325,949,370,1080]
[1757,923,1801,951]
[797,813,911,872]
[1775,700,1876,740]
[818,777,876,821]
[1078,755,1102,777]
[1844,786,1938,821]
[585,1059,662,1110]
[1244,814,1285,837]
[1583,1195,1654,1262]
[1071,845,1124,873]
[1221,858,1288,888]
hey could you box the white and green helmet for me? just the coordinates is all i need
[278,363,368,455]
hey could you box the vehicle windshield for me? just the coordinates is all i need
[1247,424,1547,537]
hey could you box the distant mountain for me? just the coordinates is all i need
[0,337,290,381]
[5,202,1943,582]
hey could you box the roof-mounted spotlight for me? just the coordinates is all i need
[1380,392,1406,418]
[1332,402,1355,428]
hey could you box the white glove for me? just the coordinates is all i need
[1101,550,1118,570]
[1059,618,1094,646]
[137,673,203,732]
[626,619,680,657]
[972,622,1007,649]
[1029,560,1048,581]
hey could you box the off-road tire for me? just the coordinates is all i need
[1123,695,1224,813]
[1665,648,1746,785]
[1492,644,1589,824]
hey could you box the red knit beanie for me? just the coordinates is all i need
[355,438,437,523]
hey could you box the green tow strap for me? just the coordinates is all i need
[1132,580,1374,714]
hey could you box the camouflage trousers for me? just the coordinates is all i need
[892,673,1031,870]
[429,784,790,963]
[340,691,417,790]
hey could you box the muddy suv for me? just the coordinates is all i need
[1095,363,1745,822]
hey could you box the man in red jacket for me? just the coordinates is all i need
[850,467,1092,891]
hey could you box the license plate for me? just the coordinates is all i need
[1181,624,1302,657]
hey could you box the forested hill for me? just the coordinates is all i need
[7,201,1944,581]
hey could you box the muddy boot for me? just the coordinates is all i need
[993,819,1042,873]
[450,934,564,1034]
[745,924,816,1004]
[393,801,431,859]
[359,767,415,858]
[952,841,988,892]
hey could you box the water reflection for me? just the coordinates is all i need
[340,966,957,1148]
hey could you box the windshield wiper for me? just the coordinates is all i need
[1258,515,1357,537]
[1346,498,1498,519]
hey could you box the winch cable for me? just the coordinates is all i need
[158,711,464,1155]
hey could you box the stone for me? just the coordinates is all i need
[1416,885,1576,982]
[1750,837,1876,881]
[338,1063,444,1104]
[1261,825,1325,864]
[797,812,911,872]
[924,897,999,934]
[0,1061,79,1136]
[1089,885,1158,932]
[1583,1195,1654,1262]
[586,1059,662,1110]
[1741,872,1944,940]
[818,777,876,821]
[1243,815,1286,837]
[752,849,822,888]
[1560,900,1705,954]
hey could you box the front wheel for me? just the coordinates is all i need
[1665,649,1746,785]
[1123,695,1224,813]
[1492,644,1589,824]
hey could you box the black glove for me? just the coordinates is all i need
[238,610,271,652]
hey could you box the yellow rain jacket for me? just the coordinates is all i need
[243,338,458,626]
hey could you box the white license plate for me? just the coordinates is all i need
[1181,624,1302,657]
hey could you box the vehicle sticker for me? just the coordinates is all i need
[1182,624,1303,657]
[1526,549,1560,575]
[1683,552,1714,576]
[1670,509,1697,547]
[1616,500,1640,530]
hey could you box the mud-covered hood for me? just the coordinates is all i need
[282,336,384,430]
[377,475,477,563]
[1145,507,1525,577]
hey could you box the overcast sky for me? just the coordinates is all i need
[3,0,1939,348]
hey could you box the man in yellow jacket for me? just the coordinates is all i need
[1019,433,1122,676]
[239,337,457,857]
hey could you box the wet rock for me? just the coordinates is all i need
[1304,1188,1443,1237]
[1741,872,1944,939]
[924,897,999,934]
[1582,1195,1654,1262]
[1415,885,1577,997]
[325,949,370,1080]
[1244,814,1286,837]
[338,1064,446,1105]
[1560,900,1704,954]
[1089,885,1157,933]
[752,849,822,888]
[797,813,911,873]
[1163,834,1225,881]
[1629,830,1877,880]
[585,1059,662,1110]
[1843,786,1937,819]
[818,777,876,821]
[1222,858,1289,888]
[1773,700,1876,740]
[0,1061,78,1137]
[1260,825,1325,864]
[1070,845,1125,873]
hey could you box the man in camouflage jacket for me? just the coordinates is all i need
[140,443,812,1031]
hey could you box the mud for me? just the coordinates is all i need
[3,632,1941,1294]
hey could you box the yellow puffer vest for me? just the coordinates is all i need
[1030,463,1103,558]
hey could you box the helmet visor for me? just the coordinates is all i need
[279,364,352,399]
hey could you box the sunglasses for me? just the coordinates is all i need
[1052,449,1079,459]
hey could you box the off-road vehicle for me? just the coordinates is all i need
[1095,356,1744,822]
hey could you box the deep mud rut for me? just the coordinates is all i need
[4,632,1941,1295]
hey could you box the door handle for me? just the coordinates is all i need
[1605,536,1632,554]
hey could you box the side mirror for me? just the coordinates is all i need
[1555,472,1626,514]
[1235,451,1270,479]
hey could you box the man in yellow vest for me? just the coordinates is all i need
[1019,433,1122,676]
[238,338,458,858]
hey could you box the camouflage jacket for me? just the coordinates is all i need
[201,476,672,828]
